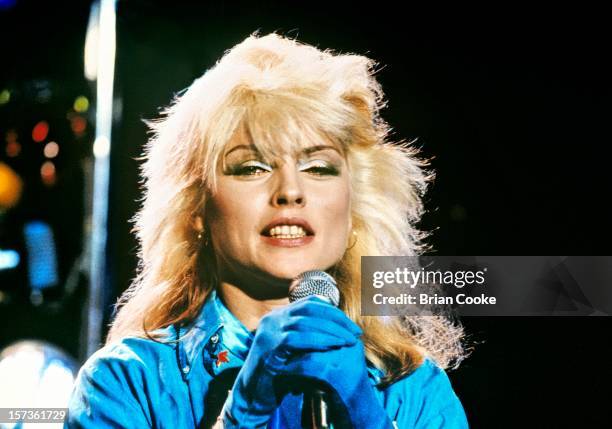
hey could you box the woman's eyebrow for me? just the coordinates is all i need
[225,144,259,157]
[302,145,342,155]
[225,144,341,159]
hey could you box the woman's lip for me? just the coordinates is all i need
[260,235,315,248]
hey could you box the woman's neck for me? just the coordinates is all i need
[218,282,289,331]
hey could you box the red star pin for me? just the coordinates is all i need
[215,350,229,367]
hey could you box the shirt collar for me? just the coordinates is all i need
[177,289,253,380]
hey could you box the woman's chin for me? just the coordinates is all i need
[260,262,320,282]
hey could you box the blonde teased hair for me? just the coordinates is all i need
[107,32,467,384]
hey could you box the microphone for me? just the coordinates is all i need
[289,270,340,429]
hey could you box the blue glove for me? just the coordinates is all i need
[222,297,363,428]
[280,338,395,429]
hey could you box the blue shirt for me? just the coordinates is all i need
[67,291,468,428]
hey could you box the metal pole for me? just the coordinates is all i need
[85,0,117,358]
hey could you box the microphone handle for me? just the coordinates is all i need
[302,389,331,429]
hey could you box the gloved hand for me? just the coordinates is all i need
[222,296,363,428]
[280,338,395,429]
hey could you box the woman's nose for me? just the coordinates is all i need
[271,164,305,208]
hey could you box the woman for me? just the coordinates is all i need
[68,32,468,428]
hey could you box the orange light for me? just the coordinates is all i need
[6,141,21,157]
[70,116,87,135]
[32,121,49,142]
[5,129,18,143]
[40,161,56,186]
[43,141,59,158]
[0,162,23,209]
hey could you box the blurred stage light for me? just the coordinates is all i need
[32,121,49,143]
[0,249,20,270]
[70,115,87,136]
[43,141,59,159]
[40,161,57,186]
[0,340,78,428]
[93,135,110,158]
[5,129,18,146]
[0,0,17,11]
[5,141,21,157]
[32,80,53,104]
[84,2,100,81]
[73,96,89,113]
[0,162,23,209]
[23,221,59,299]
[0,89,10,104]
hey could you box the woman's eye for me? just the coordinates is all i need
[301,162,340,176]
[239,166,268,175]
[229,161,271,176]
[305,166,339,176]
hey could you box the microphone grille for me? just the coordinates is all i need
[289,270,340,307]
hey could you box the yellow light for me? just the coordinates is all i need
[74,96,89,113]
[0,89,9,105]
[44,141,60,158]
[0,162,23,209]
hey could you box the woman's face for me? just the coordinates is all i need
[205,130,352,292]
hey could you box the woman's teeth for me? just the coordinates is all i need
[269,225,307,238]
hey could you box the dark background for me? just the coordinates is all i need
[1,0,610,427]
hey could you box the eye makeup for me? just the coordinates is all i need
[222,144,344,177]
[298,159,341,176]
[224,160,273,176]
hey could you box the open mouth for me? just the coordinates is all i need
[261,217,315,240]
